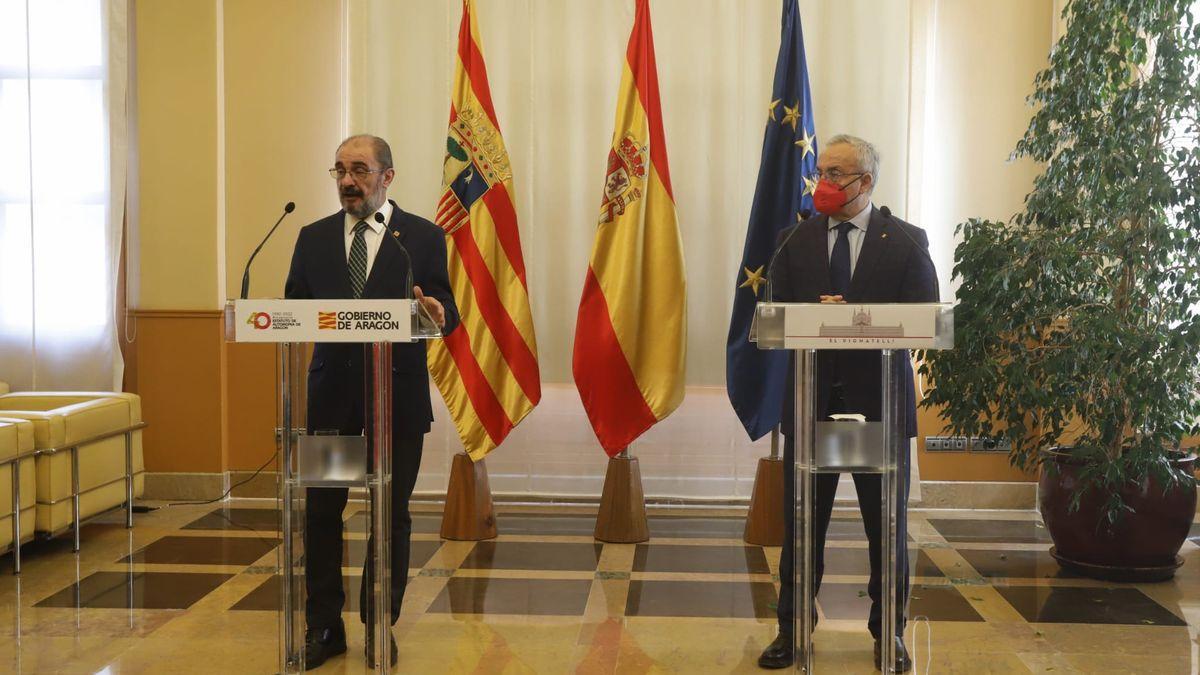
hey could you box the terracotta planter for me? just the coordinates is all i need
[1038,449,1197,582]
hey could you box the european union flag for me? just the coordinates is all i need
[725,0,818,441]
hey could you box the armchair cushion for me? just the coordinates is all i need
[0,393,144,534]
[0,417,36,550]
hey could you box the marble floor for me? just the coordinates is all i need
[0,500,1197,674]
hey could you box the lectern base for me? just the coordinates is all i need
[594,455,649,543]
[440,452,497,541]
[744,456,784,546]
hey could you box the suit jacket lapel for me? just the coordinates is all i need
[805,216,831,294]
[362,202,409,297]
[322,215,354,298]
[848,207,885,300]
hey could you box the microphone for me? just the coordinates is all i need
[764,209,812,302]
[375,210,413,299]
[240,201,295,299]
[879,206,940,300]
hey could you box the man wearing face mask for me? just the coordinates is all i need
[285,134,459,670]
[757,135,937,672]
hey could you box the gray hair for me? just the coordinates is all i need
[826,134,880,187]
[338,134,394,170]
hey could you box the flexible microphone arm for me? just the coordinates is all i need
[879,205,941,301]
[763,209,812,302]
[240,201,295,300]
[375,210,414,300]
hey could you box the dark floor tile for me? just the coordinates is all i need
[182,507,280,532]
[343,512,441,534]
[646,516,746,539]
[460,541,602,571]
[232,574,362,612]
[633,544,770,574]
[956,549,1077,579]
[995,586,1186,626]
[625,580,777,618]
[121,535,279,566]
[928,518,1051,544]
[820,548,943,577]
[36,571,232,610]
[817,583,983,622]
[492,514,598,537]
[342,539,442,570]
[426,577,592,615]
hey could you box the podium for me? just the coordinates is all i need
[753,302,952,674]
[225,299,441,674]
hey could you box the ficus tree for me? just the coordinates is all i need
[920,0,1200,521]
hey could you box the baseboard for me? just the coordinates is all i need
[909,480,1036,510]
[142,472,227,502]
[142,472,1039,511]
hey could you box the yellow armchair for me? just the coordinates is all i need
[0,417,36,572]
[0,392,145,551]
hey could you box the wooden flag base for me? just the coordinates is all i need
[594,454,649,543]
[440,452,498,541]
[744,455,785,546]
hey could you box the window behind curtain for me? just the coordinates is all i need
[0,0,116,390]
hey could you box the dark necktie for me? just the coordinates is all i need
[348,220,370,299]
[829,221,854,296]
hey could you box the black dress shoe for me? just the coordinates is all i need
[365,629,398,668]
[873,636,912,673]
[757,633,796,670]
[303,626,347,671]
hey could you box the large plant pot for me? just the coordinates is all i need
[1038,449,1197,582]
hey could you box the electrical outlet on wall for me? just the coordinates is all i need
[924,436,963,451]
[969,436,1012,453]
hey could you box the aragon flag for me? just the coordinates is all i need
[573,0,686,457]
[428,0,541,462]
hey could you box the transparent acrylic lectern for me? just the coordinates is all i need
[225,299,441,674]
[753,302,953,674]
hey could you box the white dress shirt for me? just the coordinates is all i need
[826,201,873,277]
[343,200,394,277]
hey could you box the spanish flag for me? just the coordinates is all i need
[573,0,686,457]
[428,0,541,462]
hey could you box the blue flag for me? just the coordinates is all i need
[725,0,818,441]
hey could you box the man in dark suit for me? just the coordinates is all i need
[757,135,937,672]
[285,134,459,670]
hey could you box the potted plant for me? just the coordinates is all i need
[921,0,1200,581]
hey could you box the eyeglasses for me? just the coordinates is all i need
[329,167,386,180]
[813,168,865,182]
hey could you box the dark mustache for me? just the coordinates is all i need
[340,189,363,198]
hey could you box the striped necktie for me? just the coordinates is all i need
[349,220,369,299]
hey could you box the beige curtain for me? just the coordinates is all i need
[0,0,128,392]
[348,0,1047,499]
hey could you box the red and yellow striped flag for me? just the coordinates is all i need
[573,0,686,457]
[429,0,541,461]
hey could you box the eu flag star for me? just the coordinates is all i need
[795,130,816,158]
[802,174,818,198]
[768,99,782,122]
[740,265,767,296]
[781,102,801,131]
